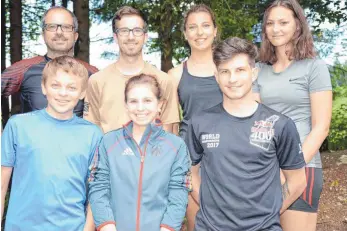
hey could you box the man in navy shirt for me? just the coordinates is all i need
[186,37,307,231]
[1,6,97,123]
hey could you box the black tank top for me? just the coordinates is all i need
[178,61,223,139]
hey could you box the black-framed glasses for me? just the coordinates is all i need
[44,23,75,32]
[115,27,146,37]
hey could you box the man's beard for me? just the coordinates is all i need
[120,43,142,57]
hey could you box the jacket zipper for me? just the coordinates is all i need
[130,130,152,231]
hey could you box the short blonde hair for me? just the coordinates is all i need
[42,56,88,90]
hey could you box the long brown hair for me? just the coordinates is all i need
[259,0,316,64]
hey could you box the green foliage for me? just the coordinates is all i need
[330,61,347,89]
[328,101,347,150]
[91,0,347,68]
[22,1,51,58]
[208,0,258,41]
[328,62,347,150]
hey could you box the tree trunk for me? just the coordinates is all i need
[160,41,173,72]
[9,0,22,63]
[1,0,6,72]
[9,0,22,115]
[62,0,68,8]
[1,0,9,129]
[159,3,173,72]
[73,0,90,63]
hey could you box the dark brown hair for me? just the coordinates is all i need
[112,6,147,33]
[124,74,162,102]
[213,37,258,67]
[182,4,217,32]
[42,56,88,90]
[260,0,316,64]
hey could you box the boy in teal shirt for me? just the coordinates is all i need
[1,56,102,231]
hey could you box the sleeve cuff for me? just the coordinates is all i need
[281,160,306,170]
[309,86,332,93]
[1,162,15,167]
[191,160,201,166]
[97,221,116,231]
[160,224,176,231]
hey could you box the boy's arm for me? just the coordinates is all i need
[84,76,101,128]
[1,167,13,219]
[1,118,17,220]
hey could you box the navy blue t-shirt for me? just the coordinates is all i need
[1,55,98,117]
[186,103,305,231]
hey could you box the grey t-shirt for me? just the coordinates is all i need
[253,58,332,168]
[186,103,305,231]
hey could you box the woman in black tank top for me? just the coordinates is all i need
[168,4,222,231]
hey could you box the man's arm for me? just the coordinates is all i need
[276,119,307,214]
[1,166,13,220]
[158,73,180,134]
[1,56,44,97]
[280,168,306,214]
[83,76,101,128]
[190,163,201,205]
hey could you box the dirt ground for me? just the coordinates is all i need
[317,150,347,231]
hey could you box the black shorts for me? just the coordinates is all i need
[287,167,323,213]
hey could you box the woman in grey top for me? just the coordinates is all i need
[253,0,332,230]
[168,4,222,231]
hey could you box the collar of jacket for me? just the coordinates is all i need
[122,118,165,145]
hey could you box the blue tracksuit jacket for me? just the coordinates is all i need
[89,121,191,231]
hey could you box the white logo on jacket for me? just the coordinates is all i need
[122,147,135,156]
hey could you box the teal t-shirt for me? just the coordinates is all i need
[253,58,332,168]
[1,109,102,231]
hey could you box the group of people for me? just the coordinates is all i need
[1,0,332,231]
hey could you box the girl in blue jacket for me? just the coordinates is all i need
[89,74,191,231]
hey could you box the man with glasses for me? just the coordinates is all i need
[83,6,179,133]
[1,6,98,121]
